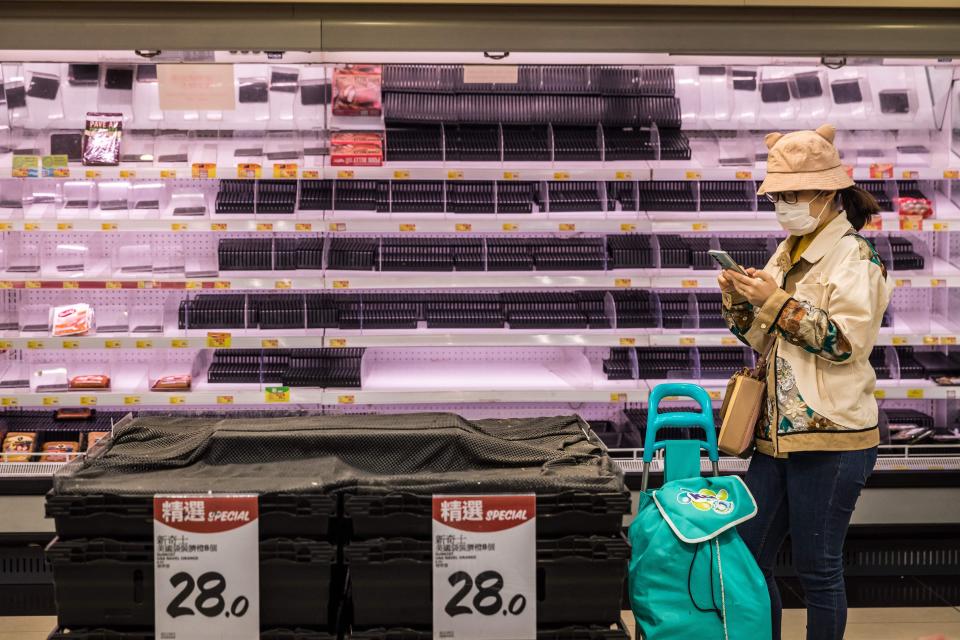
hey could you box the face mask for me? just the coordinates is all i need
[775,192,832,235]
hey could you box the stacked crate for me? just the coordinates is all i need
[44,413,630,639]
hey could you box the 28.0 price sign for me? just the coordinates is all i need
[433,495,536,640]
[154,495,260,640]
[166,570,250,619]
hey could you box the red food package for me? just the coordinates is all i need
[152,374,192,391]
[42,441,80,462]
[331,131,383,167]
[333,65,382,117]
[898,197,934,218]
[82,113,123,166]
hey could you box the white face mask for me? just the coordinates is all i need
[774,192,832,235]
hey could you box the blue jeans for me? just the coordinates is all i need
[737,447,877,640]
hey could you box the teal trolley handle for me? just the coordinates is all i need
[641,382,720,491]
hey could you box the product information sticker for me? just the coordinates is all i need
[432,494,536,640]
[154,495,259,640]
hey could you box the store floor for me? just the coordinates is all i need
[5,609,960,640]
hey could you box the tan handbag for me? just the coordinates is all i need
[719,338,775,458]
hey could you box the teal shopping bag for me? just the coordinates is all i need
[628,383,772,640]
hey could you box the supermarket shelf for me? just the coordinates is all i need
[0,388,326,408]
[4,192,960,235]
[0,213,954,234]
[0,333,325,351]
[0,386,646,407]
[332,162,650,182]
[649,162,960,183]
[0,218,326,233]
[5,161,959,185]
[325,214,649,234]
[323,387,646,405]
[13,328,960,349]
[0,275,326,291]
[0,458,73,478]
[0,266,955,290]
[324,328,653,348]
[324,270,650,290]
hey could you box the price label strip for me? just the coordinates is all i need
[154,495,260,640]
[432,494,536,640]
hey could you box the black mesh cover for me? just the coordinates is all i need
[53,413,623,496]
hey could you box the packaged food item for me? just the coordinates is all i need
[52,303,94,337]
[86,431,110,450]
[152,373,192,391]
[2,432,36,462]
[899,197,934,218]
[82,113,123,166]
[331,131,383,167]
[69,374,110,390]
[332,65,382,116]
[57,408,94,420]
[42,441,80,462]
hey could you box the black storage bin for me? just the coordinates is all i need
[343,491,630,539]
[350,624,629,640]
[47,537,336,628]
[47,629,336,640]
[46,493,337,540]
[52,413,624,502]
[344,536,628,627]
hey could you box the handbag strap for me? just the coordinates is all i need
[754,335,777,377]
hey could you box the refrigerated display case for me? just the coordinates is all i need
[0,2,958,617]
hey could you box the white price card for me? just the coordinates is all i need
[154,495,260,640]
[432,494,536,640]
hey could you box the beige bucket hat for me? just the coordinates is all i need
[756,124,854,195]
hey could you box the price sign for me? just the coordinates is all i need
[295,223,313,232]
[558,223,576,232]
[266,386,289,403]
[455,223,473,233]
[620,223,636,232]
[192,163,217,179]
[432,495,536,640]
[154,495,260,640]
[237,164,261,179]
[273,163,298,179]
[337,170,355,179]
[207,332,232,348]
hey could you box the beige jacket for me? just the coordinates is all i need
[722,213,893,454]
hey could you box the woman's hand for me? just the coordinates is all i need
[727,268,779,306]
[718,270,738,294]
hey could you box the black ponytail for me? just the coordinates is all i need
[837,185,881,231]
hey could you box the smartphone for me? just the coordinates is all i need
[707,249,748,276]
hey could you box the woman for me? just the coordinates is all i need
[719,124,892,640]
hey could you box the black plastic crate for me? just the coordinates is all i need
[47,537,336,628]
[47,629,336,640]
[350,624,629,640]
[344,536,628,627]
[343,491,630,539]
[46,493,337,540]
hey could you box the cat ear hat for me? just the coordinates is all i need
[756,124,854,195]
